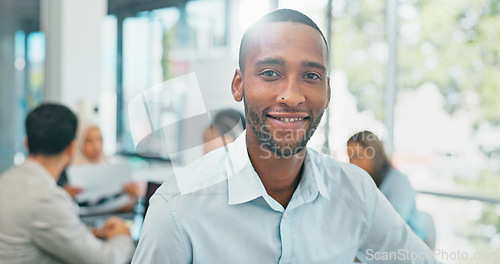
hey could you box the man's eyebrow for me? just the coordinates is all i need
[302,61,326,71]
[254,57,285,67]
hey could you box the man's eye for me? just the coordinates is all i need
[260,70,279,77]
[305,73,320,80]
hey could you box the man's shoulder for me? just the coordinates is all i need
[307,148,376,196]
[0,163,50,197]
[0,163,29,182]
[0,163,73,228]
[307,148,372,180]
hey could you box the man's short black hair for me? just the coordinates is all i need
[238,9,329,72]
[25,103,78,155]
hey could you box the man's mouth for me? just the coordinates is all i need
[266,112,310,129]
[270,117,306,123]
[267,111,309,120]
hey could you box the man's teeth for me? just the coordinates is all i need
[276,117,305,122]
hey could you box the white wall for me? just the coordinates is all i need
[41,0,107,118]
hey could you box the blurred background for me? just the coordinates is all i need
[0,0,499,262]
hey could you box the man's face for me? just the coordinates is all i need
[234,22,330,157]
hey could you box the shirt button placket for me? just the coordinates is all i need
[278,211,292,264]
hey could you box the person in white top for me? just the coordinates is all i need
[58,119,141,212]
[0,103,134,264]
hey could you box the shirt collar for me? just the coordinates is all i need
[226,131,330,206]
[23,158,57,186]
[300,150,330,201]
[226,130,264,205]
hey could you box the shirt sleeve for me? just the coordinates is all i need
[132,194,191,264]
[30,187,135,264]
[357,182,438,264]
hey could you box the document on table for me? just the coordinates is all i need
[67,163,132,204]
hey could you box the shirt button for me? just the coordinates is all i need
[283,213,287,219]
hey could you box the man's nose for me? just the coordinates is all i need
[277,77,305,108]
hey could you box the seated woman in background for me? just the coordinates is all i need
[72,120,106,165]
[58,120,140,212]
[347,131,428,243]
[203,109,246,154]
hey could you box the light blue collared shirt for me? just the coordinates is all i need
[132,131,436,264]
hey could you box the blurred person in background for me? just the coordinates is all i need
[0,103,134,264]
[203,109,246,154]
[347,130,429,243]
[72,120,106,165]
[58,120,141,212]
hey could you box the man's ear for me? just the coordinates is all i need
[231,69,244,102]
[24,137,29,150]
[65,140,76,158]
[325,76,331,109]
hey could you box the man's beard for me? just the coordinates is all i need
[243,96,324,157]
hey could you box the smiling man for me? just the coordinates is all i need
[132,9,437,264]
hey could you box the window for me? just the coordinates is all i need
[395,0,500,254]
[26,31,45,108]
